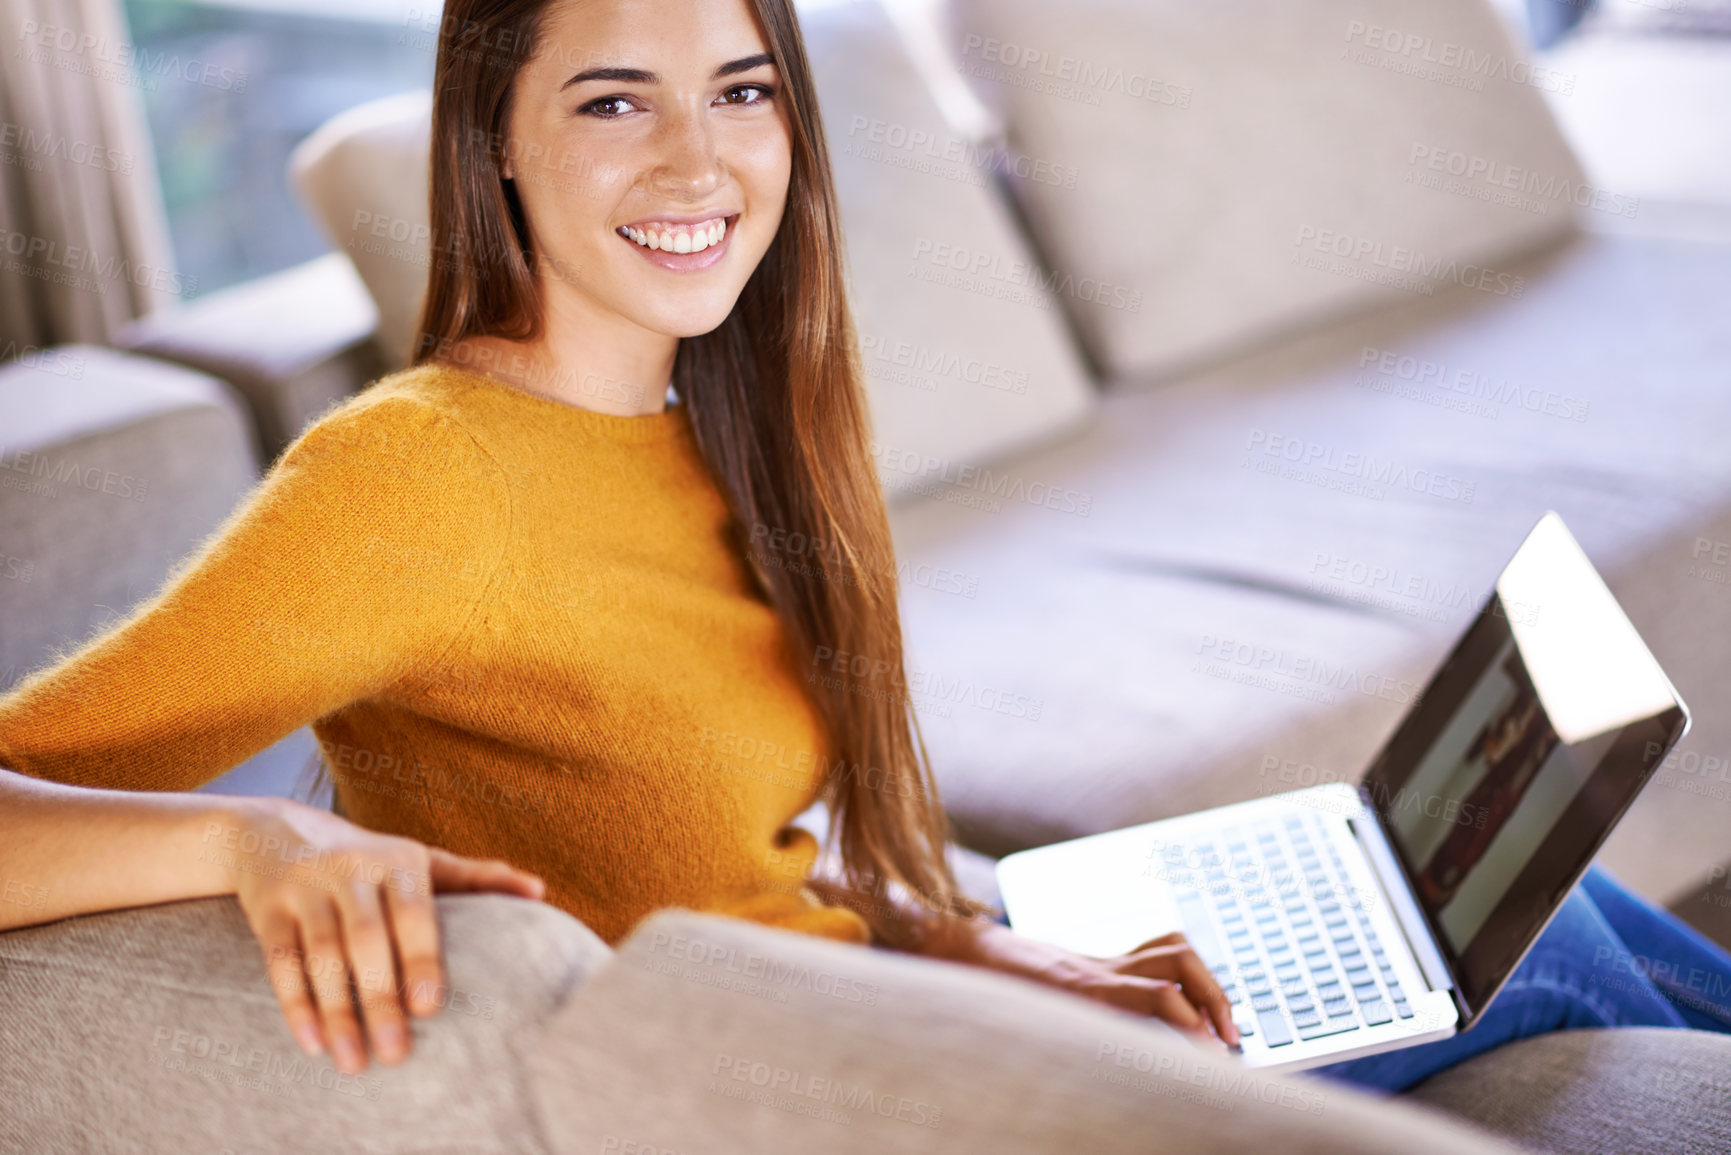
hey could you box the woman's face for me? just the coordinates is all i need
[501,0,792,339]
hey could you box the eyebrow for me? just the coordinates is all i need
[560,53,777,91]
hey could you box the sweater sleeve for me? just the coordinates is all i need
[0,395,510,792]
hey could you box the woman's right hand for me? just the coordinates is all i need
[218,798,544,1073]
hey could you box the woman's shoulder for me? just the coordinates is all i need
[289,363,505,475]
[259,365,514,536]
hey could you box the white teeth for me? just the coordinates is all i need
[622,218,729,254]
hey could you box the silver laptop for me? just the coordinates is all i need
[996,512,1690,1070]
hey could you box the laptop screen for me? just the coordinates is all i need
[1359,516,1687,1021]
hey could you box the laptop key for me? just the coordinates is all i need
[1256,1009,1294,1047]
[1175,889,1227,966]
[1291,1009,1321,1029]
[1361,1000,1393,1026]
[1323,998,1352,1018]
[1393,1001,1413,1019]
[1297,1017,1361,1042]
[1252,995,1280,1013]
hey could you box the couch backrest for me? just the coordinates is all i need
[945,0,1588,385]
[289,90,434,374]
[529,908,1526,1155]
[0,349,258,692]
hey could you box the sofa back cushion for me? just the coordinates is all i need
[287,2,1096,484]
[946,0,1587,384]
[802,1,1097,480]
[289,90,433,373]
[0,348,258,692]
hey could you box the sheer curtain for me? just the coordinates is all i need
[0,0,178,352]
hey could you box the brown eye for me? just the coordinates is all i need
[718,84,773,106]
[581,95,637,119]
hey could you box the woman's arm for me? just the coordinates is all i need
[0,397,509,794]
[0,768,543,1072]
[0,765,240,930]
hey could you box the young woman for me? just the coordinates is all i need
[0,0,1236,1078]
[2,0,1727,1096]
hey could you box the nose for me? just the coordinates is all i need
[640,103,728,203]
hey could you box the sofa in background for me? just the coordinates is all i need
[896,0,1731,929]
[0,348,257,691]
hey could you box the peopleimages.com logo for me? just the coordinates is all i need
[1293,226,1525,298]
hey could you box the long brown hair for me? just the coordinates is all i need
[413,0,966,940]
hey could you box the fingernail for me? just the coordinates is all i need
[295,1023,323,1055]
[376,1021,406,1060]
[333,1035,362,1072]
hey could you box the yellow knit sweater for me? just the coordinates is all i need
[0,363,871,947]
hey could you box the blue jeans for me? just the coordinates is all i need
[1313,864,1731,1093]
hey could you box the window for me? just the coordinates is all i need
[122,0,437,295]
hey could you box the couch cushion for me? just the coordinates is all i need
[945,0,1585,382]
[0,347,257,692]
[289,89,434,373]
[803,1,1096,475]
[113,253,383,460]
[530,908,1519,1155]
[0,894,610,1153]
[888,228,1731,910]
[1407,1027,1731,1155]
[288,2,1096,483]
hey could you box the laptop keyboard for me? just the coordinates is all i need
[1161,813,1416,1048]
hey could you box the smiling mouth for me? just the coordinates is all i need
[616,214,736,254]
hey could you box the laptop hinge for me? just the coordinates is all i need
[1347,812,1456,997]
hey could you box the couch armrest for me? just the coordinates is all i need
[528,909,1522,1155]
[0,346,258,691]
[0,895,610,1153]
[1408,1026,1731,1155]
[113,254,384,462]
